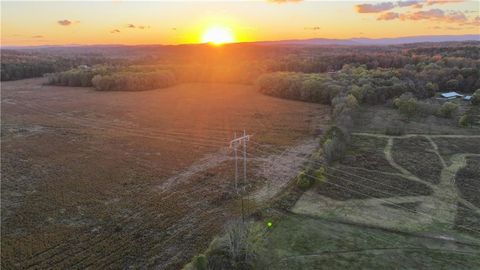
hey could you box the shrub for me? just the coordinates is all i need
[320,125,349,164]
[323,137,347,164]
[416,101,440,116]
[348,85,364,103]
[438,102,458,118]
[345,94,359,108]
[296,171,312,190]
[313,167,326,183]
[459,115,474,127]
[472,89,480,105]
[394,95,418,117]
[202,221,261,270]
[192,254,208,270]
[321,126,348,145]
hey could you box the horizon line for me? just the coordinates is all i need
[2,33,479,48]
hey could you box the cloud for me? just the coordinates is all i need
[267,0,303,3]
[397,0,424,8]
[425,0,464,6]
[405,8,445,19]
[304,26,321,30]
[356,0,464,14]
[355,2,395,13]
[125,24,150,29]
[377,8,472,25]
[110,29,121,34]
[465,16,480,26]
[397,0,421,7]
[31,35,44,38]
[444,26,463,30]
[57,19,73,26]
[404,9,468,23]
[377,12,400,20]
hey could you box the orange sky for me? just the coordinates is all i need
[1,0,479,46]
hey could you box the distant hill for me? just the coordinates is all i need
[254,34,480,46]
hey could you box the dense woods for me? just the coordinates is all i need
[3,42,479,98]
[1,50,109,81]
[92,70,176,91]
[46,67,110,87]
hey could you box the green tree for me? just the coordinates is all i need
[439,102,458,118]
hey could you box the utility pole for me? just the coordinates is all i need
[230,131,251,222]
[243,130,247,188]
[233,132,238,193]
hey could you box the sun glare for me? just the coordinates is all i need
[201,26,234,45]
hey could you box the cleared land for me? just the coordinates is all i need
[1,78,329,269]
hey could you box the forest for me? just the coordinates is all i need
[3,42,479,94]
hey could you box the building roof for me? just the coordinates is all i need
[441,92,462,98]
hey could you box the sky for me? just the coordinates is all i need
[1,0,479,46]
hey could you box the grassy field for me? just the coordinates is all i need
[1,78,329,269]
[254,213,480,270]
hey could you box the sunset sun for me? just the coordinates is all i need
[201,26,234,45]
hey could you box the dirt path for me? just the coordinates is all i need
[362,133,480,224]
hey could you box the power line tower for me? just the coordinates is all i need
[230,130,251,221]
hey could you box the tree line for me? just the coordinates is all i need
[91,70,176,91]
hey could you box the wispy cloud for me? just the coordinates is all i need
[405,9,467,23]
[125,24,150,29]
[397,0,423,8]
[267,0,303,3]
[304,26,321,30]
[31,35,44,38]
[57,19,73,26]
[355,2,395,13]
[376,8,476,25]
[356,0,465,14]
[110,29,121,34]
[377,12,400,20]
[425,0,464,6]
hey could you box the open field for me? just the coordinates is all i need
[254,212,480,270]
[1,78,329,269]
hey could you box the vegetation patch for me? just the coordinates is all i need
[391,137,442,184]
[454,203,480,236]
[433,138,480,165]
[455,157,480,208]
[315,166,432,201]
[340,136,397,173]
[252,214,480,270]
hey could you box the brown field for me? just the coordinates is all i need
[1,78,329,269]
